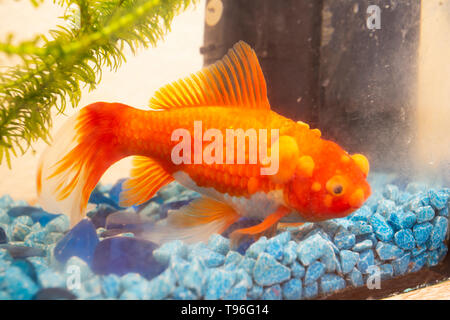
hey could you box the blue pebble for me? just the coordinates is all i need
[353,240,373,252]
[248,285,263,299]
[189,247,225,268]
[303,281,318,299]
[394,229,415,250]
[304,261,325,286]
[0,209,10,224]
[413,222,433,246]
[172,286,197,300]
[237,257,255,275]
[282,278,303,300]
[235,269,252,289]
[290,261,306,278]
[101,274,121,299]
[265,238,284,261]
[38,269,65,288]
[370,213,394,241]
[427,216,448,250]
[13,215,33,227]
[45,215,70,233]
[349,206,372,223]
[402,211,417,229]
[339,250,359,274]
[439,207,449,217]
[426,250,441,267]
[223,283,247,300]
[347,268,364,287]
[415,206,435,223]
[153,240,187,265]
[10,222,31,241]
[348,221,373,235]
[376,199,396,218]
[320,274,346,295]
[333,229,356,250]
[262,284,282,300]
[319,241,340,273]
[281,241,298,265]
[376,242,404,261]
[207,234,230,256]
[380,264,394,280]
[181,258,207,296]
[357,249,375,274]
[383,184,399,202]
[245,236,267,259]
[409,252,428,272]
[147,268,176,300]
[0,195,14,209]
[411,246,426,257]
[253,253,291,286]
[387,210,403,232]
[392,253,411,276]
[429,190,448,210]
[169,256,190,282]
[54,218,99,266]
[224,251,243,266]
[4,266,39,300]
[296,234,327,266]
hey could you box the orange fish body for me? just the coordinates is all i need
[37,42,371,243]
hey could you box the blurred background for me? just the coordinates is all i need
[0,0,449,202]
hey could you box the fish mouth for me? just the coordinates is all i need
[349,188,365,208]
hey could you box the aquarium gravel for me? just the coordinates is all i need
[0,177,448,300]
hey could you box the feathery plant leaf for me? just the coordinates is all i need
[0,0,196,168]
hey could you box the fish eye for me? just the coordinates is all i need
[326,175,346,196]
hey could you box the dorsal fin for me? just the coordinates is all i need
[149,41,270,110]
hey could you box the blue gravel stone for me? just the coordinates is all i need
[237,257,255,275]
[426,250,441,267]
[192,247,225,268]
[45,214,70,233]
[304,261,325,286]
[168,256,189,282]
[411,246,426,257]
[386,210,403,232]
[353,240,373,252]
[303,282,318,299]
[376,199,396,218]
[402,211,417,229]
[291,261,306,278]
[409,252,428,272]
[265,232,290,261]
[439,207,449,217]
[347,268,364,287]
[333,229,356,250]
[207,234,230,256]
[13,215,34,227]
[320,274,346,295]
[4,266,39,300]
[224,251,243,266]
[376,242,404,261]
[339,250,359,274]
[349,206,372,223]
[101,274,121,299]
[281,241,298,265]
[0,195,14,209]
[10,222,31,241]
[92,237,165,280]
[413,222,433,246]
[370,213,394,241]
[245,236,267,259]
[262,284,282,300]
[282,278,302,300]
[235,269,252,289]
[223,282,248,300]
[357,249,375,274]
[181,258,207,296]
[54,218,99,266]
[429,190,448,210]
[253,252,291,286]
[383,184,400,202]
[427,216,448,250]
[248,285,263,299]
[394,229,415,250]
[38,269,65,288]
[296,233,327,266]
[415,206,435,223]
[172,286,197,300]
[0,209,10,224]
[380,264,394,280]
[153,240,187,265]
[392,253,411,276]
[147,268,176,299]
[348,221,373,235]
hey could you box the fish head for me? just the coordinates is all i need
[285,140,371,221]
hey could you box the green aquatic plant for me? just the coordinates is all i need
[0,0,195,167]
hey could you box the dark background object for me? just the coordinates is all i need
[201,0,420,173]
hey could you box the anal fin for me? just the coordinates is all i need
[119,156,174,207]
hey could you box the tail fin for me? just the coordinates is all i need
[37,102,130,226]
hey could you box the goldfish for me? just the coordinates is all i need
[37,41,371,244]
